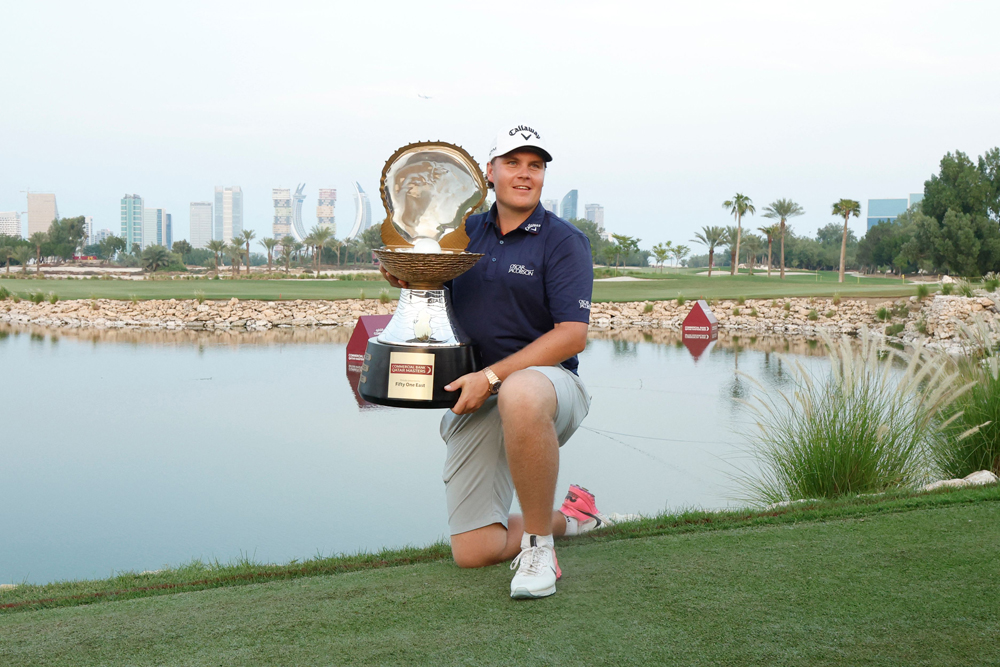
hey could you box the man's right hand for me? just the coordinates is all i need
[379,264,408,289]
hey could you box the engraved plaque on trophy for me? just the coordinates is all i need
[357,141,486,409]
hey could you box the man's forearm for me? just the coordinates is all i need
[489,322,588,381]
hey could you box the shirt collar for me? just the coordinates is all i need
[483,203,546,235]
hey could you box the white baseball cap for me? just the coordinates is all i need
[488,124,553,163]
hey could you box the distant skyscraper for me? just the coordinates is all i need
[121,194,143,249]
[866,194,923,230]
[584,203,605,231]
[214,186,243,242]
[317,188,337,235]
[347,182,372,240]
[190,202,213,249]
[92,228,113,245]
[83,216,93,245]
[560,190,578,220]
[291,184,307,241]
[543,199,559,214]
[0,212,21,238]
[272,189,292,240]
[143,208,167,248]
[164,213,172,248]
[27,193,58,235]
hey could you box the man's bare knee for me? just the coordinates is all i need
[450,524,508,568]
[497,370,557,421]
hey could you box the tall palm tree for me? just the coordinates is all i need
[259,237,279,274]
[758,224,781,277]
[1,244,13,275]
[832,199,861,283]
[723,226,739,274]
[13,246,32,274]
[226,241,243,278]
[722,194,755,275]
[692,226,726,277]
[327,237,343,266]
[206,239,226,273]
[29,232,47,274]
[302,232,318,270]
[762,199,805,279]
[280,241,294,273]
[239,230,256,277]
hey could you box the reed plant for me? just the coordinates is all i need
[933,318,1000,477]
[740,330,969,504]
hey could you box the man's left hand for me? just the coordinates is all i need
[445,371,492,415]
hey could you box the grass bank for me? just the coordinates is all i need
[1,271,917,303]
[2,486,998,665]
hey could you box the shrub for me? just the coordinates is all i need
[29,291,45,304]
[825,310,835,318]
[129,294,139,305]
[740,331,965,504]
[643,303,653,313]
[984,272,1000,292]
[886,323,905,336]
[732,307,740,316]
[956,279,974,298]
[916,318,928,335]
[916,284,930,300]
[358,289,366,300]
[941,282,954,295]
[876,307,891,321]
[676,295,686,306]
[737,296,746,305]
[892,303,909,318]
[783,301,791,311]
[379,289,391,305]
[832,293,842,306]
[11,294,20,303]
[749,307,758,317]
[807,309,818,321]
[48,292,58,304]
[0,286,9,300]
[194,290,206,305]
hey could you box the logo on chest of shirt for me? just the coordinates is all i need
[524,223,541,232]
[508,263,535,276]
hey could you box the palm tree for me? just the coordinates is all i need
[280,241,294,273]
[832,199,861,283]
[141,245,172,273]
[29,232,47,274]
[308,226,334,272]
[259,237,279,273]
[239,230,257,277]
[723,226,739,274]
[722,194,755,275]
[206,239,226,273]
[671,244,689,268]
[1,244,13,275]
[762,199,805,279]
[302,232,318,270]
[691,226,726,277]
[758,224,781,277]
[226,241,243,278]
[651,243,671,273]
[742,234,764,276]
[327,237,343,266]
[13,246,32,274]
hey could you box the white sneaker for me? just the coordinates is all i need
[509,534,561,599]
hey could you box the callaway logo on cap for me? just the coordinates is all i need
[488,124,553,163]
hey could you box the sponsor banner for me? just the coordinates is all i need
[387,351,435,401]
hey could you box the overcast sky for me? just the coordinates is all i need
[2,1,998,249]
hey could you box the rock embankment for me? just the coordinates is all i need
[2,294,998,349]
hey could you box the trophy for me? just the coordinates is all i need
[357,141,487,408]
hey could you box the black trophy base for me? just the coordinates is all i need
[357,338,479,409]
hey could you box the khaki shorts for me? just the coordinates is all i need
[439,365,591,535]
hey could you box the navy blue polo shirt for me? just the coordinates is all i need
[447,202,593,374]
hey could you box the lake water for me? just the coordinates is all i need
[0,324,831,585]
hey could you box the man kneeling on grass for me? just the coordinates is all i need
[381,124,621,599]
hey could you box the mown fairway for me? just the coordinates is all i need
[0,270,919,303]
[2,489,997,666]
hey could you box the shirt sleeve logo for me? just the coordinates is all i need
[579,299,591,310]
[508,263,535,276]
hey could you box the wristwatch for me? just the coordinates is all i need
[484,367,502,395]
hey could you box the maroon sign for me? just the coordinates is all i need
[346,315,393,409]
[681,300,719,361]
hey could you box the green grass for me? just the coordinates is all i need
[1,486,998,665]
[1,271,916,303]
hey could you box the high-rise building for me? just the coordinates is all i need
[291,183,307,240]
[347,182,372,240]
[83,216,93,245]
[560,190,578,220]
[27,193,58,236]
[121,194,143,249]
[92,228,113,245]
[543,199,559,214]
[866,194,923,230]
[214,186,243,242]
[190,202,213,249]
[0,212,21,238]
[143,208,167,248]
[317,188,337,235]
[164,213,172,249]
[272,189,292,240]
[584,203,605,231]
